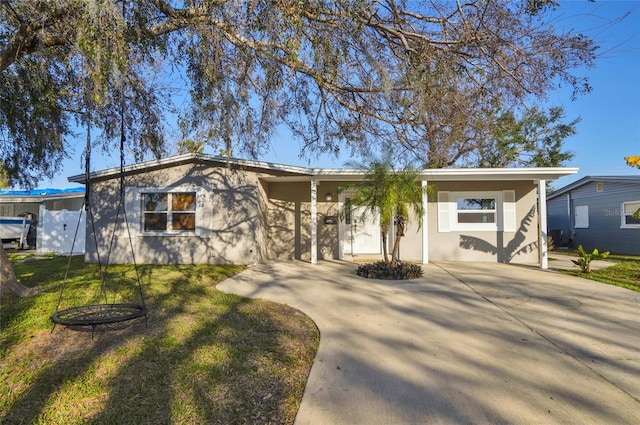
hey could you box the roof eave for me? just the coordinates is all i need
[548,174,640,200]
[0,193,85,203]
[67,153,578,184]
[68,153,314,184]
[417,167,579,181]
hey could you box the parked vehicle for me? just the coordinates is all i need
[0,216,32,249]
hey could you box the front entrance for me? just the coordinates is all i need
[340,196,381,256]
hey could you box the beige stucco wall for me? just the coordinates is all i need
[413,180,540,264]
[317,182,342,260]
[86,158,541,266]
[261,180,340,261]
[87,163,344,265]
[263,178,540,265]
[87,163,262,265]
[396,208,424,263]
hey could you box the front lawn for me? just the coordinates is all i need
[0,255,319,424]
[553,251,640,293]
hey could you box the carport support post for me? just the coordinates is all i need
[311,178,318,264]
[538,179,548,269]
[422,180,429,264]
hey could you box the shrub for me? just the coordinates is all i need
[547,236,555,252]
[572,245,610,273]
[355,261,424,280]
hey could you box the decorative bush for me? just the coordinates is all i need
[572,245,610,273]
[355,261,424,280]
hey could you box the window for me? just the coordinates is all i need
[143,192,196,232]
[622,201,640,228]
[457,198,496,224]
[438,191,514,232]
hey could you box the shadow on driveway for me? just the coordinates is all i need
[218,260,640,425]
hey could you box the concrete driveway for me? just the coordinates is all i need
[217,261,640,424]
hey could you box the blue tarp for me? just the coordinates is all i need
[0,187,84,196]
[0,218,31,224]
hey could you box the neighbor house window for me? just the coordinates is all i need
[143,192,196,232]
[622,201,640,228]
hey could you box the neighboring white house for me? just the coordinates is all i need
[68,154,577,269]
[0,188,86,254]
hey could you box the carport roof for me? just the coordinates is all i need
[68,153,578,184]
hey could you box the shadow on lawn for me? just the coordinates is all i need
[1,265,316,424]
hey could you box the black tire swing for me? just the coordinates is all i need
[51,111,147,335]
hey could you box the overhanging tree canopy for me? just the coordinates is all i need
[472,106,579,168]
[1,0,596,188]
[625,156,640,169]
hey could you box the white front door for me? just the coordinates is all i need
[342,197,381,255]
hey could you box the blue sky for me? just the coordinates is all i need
[543,0,640,189]
[42,1,640,191]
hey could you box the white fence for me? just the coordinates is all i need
[37,207,86,254]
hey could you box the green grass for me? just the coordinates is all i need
[552,250,640,292]
[1,255,319,424]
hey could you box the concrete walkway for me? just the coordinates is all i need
[217,261,640,424]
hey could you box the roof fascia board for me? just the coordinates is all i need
[67,152,578,184]
[548,176,592,200]
[417,167,579,181]
[68,153,314,183]
[0,193,85,203]
[311,167,578,181]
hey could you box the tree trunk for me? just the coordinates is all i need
[0,244,37,297]
[381,225,389,263]
[390,215,406,266]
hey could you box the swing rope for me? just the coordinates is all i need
[102,106,146,308]
[50,0,146,334]
[50,104,147,334]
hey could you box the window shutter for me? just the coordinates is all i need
[195,189,213,238]
[575,205,589,229]
[502,190,516,232]
[124,187,140,237]
[437,191,450,232]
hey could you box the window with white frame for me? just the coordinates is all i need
[438,190,515,232]
[622,201,640,228]
[143,191,196,232]
[456,198,497,224]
